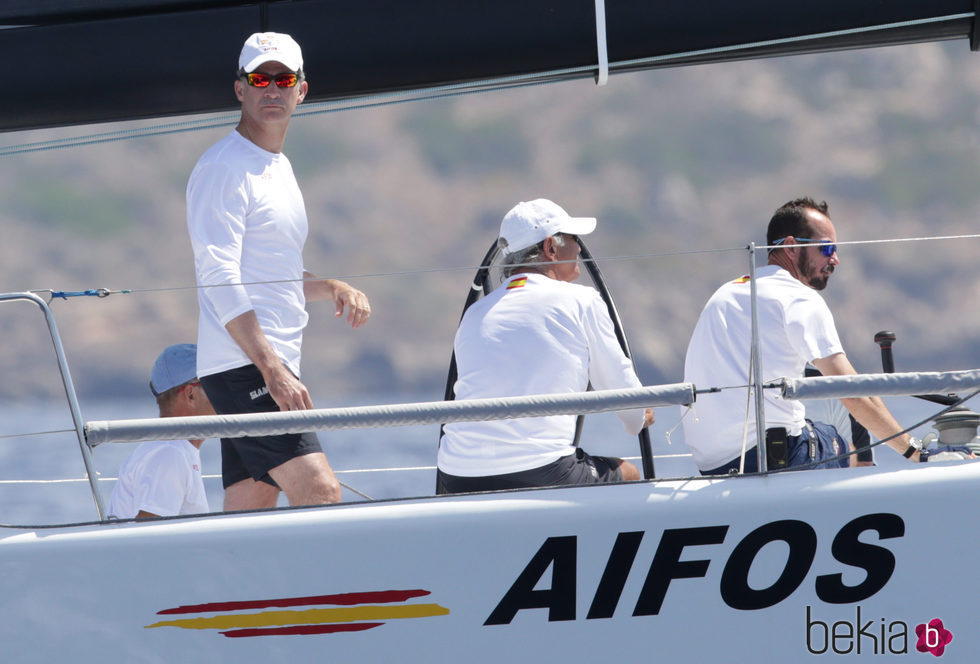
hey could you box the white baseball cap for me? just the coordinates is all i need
[499,199,597,255]
[239,32,304,73]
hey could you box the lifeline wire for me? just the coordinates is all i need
[0,468,429,485]
[761,234,980,253]
[31,233,980,305]
[0,428,76,440]
[31,244,749,302]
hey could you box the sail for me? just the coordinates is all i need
[0,0,975,131]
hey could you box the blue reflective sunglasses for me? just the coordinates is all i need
[772,237,837,257]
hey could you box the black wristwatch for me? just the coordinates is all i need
[903,436,922,458]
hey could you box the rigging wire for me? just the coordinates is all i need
[0,428,75,440]
[26,233,980,304]
[29,245,751,302]
[613,12,975,71]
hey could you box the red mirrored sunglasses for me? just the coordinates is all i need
[243,72,299,89]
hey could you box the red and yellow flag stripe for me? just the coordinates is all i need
[147,589,449,638]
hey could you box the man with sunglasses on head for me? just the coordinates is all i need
[683,197,949,475]
[187,33,371,511]
[436,199,654,494]
[108,344,214,519]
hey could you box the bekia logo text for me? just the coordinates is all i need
[806,607,954,656]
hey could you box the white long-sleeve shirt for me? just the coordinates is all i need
[187,130,308,378]
[438,273,647,476]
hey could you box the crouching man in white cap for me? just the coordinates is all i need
[108,344,214,519]
[437,199,654,494]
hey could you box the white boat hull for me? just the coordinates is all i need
[3,460,977,662]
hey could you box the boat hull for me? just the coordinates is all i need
[3,461,977,662]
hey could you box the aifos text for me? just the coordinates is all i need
[486,513,903,624]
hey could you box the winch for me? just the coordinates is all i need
[927,406,980,455]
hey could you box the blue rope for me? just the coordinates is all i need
[49,288,131,300]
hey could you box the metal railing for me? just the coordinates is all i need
[0,292,106,519]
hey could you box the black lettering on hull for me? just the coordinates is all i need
[485,536,577,625]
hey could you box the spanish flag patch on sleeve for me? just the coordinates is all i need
[732,276,750,284]
[506,277,527,289]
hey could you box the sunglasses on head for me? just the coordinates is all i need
[772,236,837,257]
[242,72,299,88]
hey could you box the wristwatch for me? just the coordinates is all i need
[902,436,923,458]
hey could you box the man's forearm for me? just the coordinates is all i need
[303,271,371,328]
[224,310,313,411]
[303,271,337,302]
[224,310,282,375]
[814,353,918,460]
[839,395,915,457]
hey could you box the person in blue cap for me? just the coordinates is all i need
[108,344,215,519]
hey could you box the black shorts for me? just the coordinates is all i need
[199,364,323,489]
[436,447,624,494]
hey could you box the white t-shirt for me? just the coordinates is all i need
[187,130,309,378]
[682,265,844,471]
[438,273,647,476]
[108,440,208,519]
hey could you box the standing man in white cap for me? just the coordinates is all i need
[108,344,213,519]
[436,199,654,494]
[187,32,371,510]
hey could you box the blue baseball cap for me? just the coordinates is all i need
[149,344,198,396]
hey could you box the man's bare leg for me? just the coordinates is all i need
[268,452,342,505]
[618,459,640,481]
[224,478,281,511]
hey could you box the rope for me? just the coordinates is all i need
[594,0,609,86]
[47,288,131,300]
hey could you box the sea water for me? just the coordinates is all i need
[0,394,955,526]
